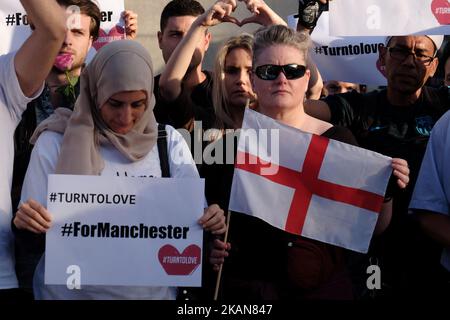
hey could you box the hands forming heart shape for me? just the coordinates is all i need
[200,0,286,28]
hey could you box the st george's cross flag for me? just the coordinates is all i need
[229,109,392,253]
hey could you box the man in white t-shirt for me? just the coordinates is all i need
[409,110,450,296]
[0,0,65,299]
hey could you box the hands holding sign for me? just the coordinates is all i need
[200,204,227,235]
[14,198,227,236]
[14,198,53,234]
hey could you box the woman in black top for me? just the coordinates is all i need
[205,25,410,300]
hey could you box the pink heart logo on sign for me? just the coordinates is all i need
[376,58,387,78]
[158,244,201,276]
[54,53,73,71]
[92,25,125,51]
[431,0,450,25]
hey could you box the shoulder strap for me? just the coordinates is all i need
[157,124,171,178]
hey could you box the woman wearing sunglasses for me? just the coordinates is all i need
[206,25,409,300]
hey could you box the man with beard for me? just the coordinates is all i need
[155,0,214,132]
[11,0,138,296]
[305,35,450,299]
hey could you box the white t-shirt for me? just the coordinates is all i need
[21,126,200,299]
[0,52,43,289]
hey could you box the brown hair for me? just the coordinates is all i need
[160,0,205,32]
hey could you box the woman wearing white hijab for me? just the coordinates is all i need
[14,40,226,299]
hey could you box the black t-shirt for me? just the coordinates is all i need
[324,86,450,296]
[325,86,449,211]
[153,71,215,130]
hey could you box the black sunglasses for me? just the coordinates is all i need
[254,64,307,81]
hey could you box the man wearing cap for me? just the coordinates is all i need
[305,34,449,298]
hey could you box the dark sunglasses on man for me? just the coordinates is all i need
[254,64,307,81]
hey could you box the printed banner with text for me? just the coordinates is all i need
[45,175,204,287]
[329,0,450,36]
[288,13,387,86]
[0,0,125,56]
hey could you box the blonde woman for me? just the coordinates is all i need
[212,33,256,132]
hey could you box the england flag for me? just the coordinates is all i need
[229,108,392,253]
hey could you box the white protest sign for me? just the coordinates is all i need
[45,175,204,287]
[329,0,450,36]
[0,0,125,56]
[288,13,387,86]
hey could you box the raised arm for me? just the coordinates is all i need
[15,0,66,98]
[158,0,238,102]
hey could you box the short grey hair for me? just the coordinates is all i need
[252,25,311,67]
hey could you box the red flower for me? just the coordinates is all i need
[53,53,78,105]
[54,53,73,71]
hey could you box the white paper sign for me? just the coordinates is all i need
[289,13,387,86]
[329,0,450,36]
[45,175,204,287]
[0,0,125,56]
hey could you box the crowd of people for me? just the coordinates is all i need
[0,0,449,301]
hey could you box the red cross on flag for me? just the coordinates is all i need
[229,109,392,253]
